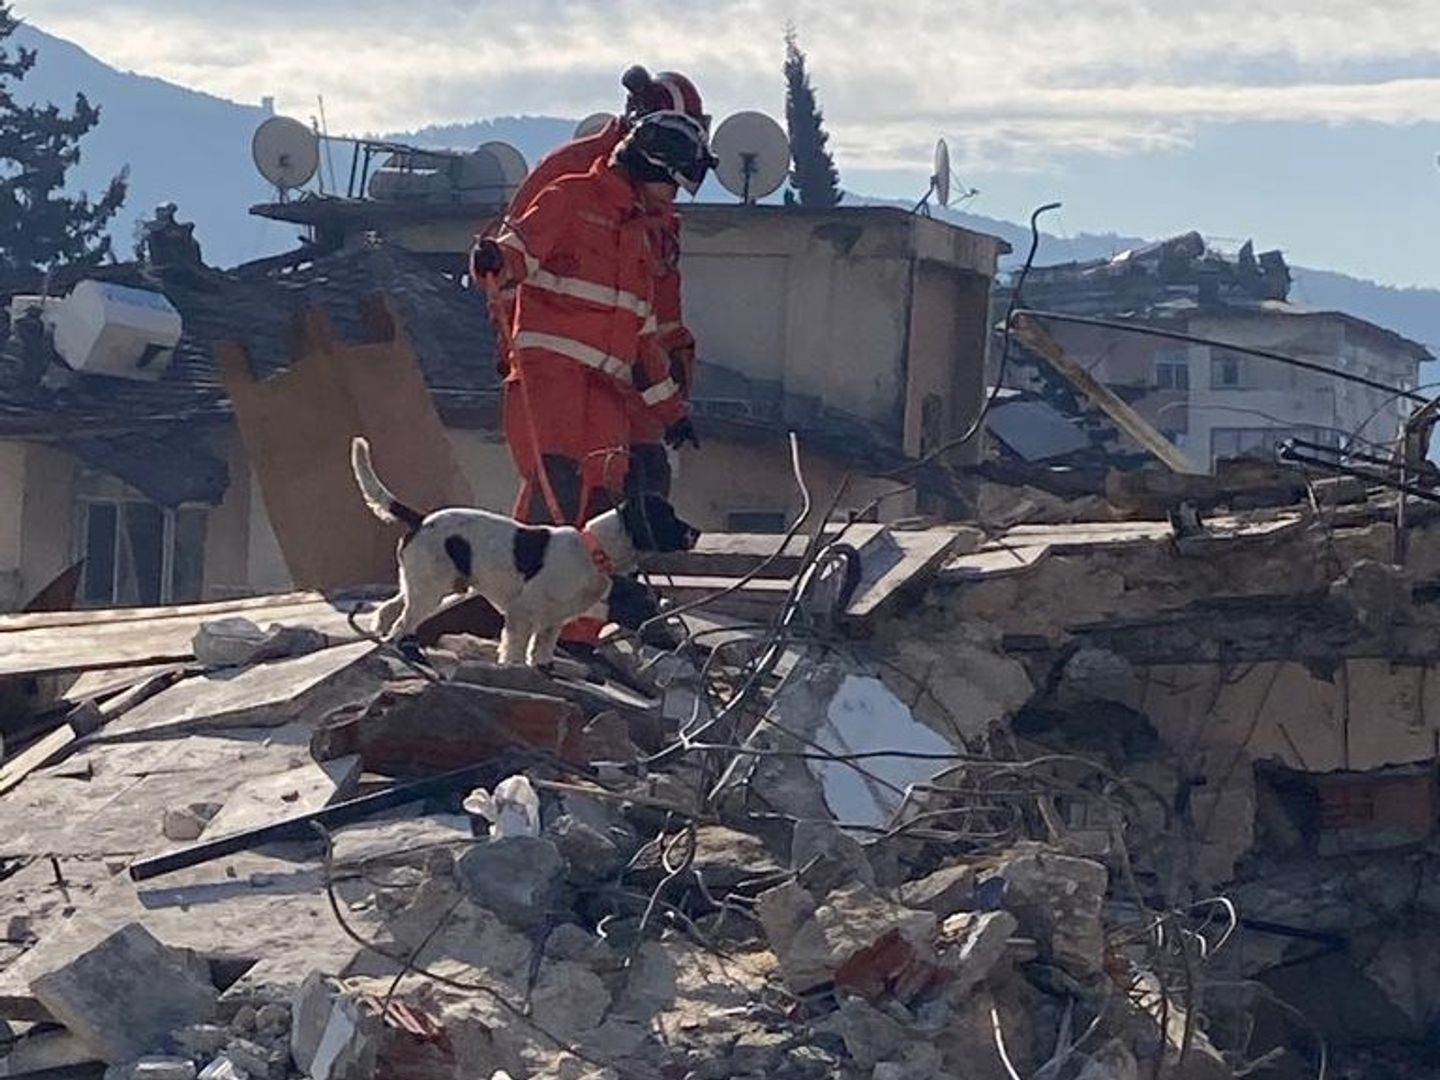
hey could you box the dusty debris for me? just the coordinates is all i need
[11,492,1440,1079]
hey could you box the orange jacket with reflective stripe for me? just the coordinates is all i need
[492,160,687,426]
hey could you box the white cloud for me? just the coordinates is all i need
[17,0,1440,169]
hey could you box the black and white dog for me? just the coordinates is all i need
[350,437,700,667]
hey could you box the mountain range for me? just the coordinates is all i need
[14,21,1440,370]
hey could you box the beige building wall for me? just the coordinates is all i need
[678,206,1004,467]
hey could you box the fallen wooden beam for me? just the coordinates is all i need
[1010,314,1203,475]
[0,670,180,796]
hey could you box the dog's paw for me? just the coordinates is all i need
[535,660,557,677]
[395,637,427,665]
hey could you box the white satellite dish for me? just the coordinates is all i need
[711,111,790,203]
[933,138,951,208]
[575,112,615,139]
[479,141,528,189]
[251,116,319,192]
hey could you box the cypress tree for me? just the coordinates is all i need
[783,25,841,207]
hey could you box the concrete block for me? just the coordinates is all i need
[456,836,565,929]
[28,922,219,1065]
[131,1057,198,1080]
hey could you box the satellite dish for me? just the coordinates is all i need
[575,112,615,139]
[711,111,790,203]
[933,139,951,208]
[251,116,319,192]
[479,141,528,188]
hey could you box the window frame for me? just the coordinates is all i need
[74,496,208,607]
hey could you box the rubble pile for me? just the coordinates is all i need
[4,484,1440,1078]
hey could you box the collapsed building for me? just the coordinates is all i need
[987,232,1432,475]
[1,453,1439,1078]
[2,155,1439,1080]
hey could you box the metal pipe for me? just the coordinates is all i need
[127,762,515,882]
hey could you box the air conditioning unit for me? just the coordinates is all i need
[50,280,182,381]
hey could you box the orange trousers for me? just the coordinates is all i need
[503,356,631,526]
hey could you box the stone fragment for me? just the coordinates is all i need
[984,846,1107,979]
[131,1057,199,1080]
[937,911,1017,998]
[551,815,623,883]
[197,1058,246,1080]
[227,1006,258,1036]
[172,1024,230,1058]
[456,836,565,929]
[162,802,222,842]
[527,961,611,1039]
[29,923,219,1065]
[253,1003,290,1039]
[792,820,875,896]
[192,617,327,669]
[771,882,939,999]
[835,997,908,1070]
[288,973,337,1077]
[900,864,976,916]
[223,1037,281,1080]
[1075,1039,1139,1080]
[755,881,819,959]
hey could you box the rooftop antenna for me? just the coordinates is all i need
[575,112,615,139]
[711,111,790,204]
[251,115,320,202]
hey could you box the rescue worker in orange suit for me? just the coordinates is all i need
[472,110,710,526]
[487,66,707,504]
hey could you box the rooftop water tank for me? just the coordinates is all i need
[51,280,182,381]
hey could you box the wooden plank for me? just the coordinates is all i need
[643,524,889,579]
[0,671,180,797]
[0,593,368,679]
[1011,315,1203,475]
[846,528,969,620]
[0,590,330,632]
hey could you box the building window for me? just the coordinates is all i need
[77,499,208,607]
[1211,348,1248,389]
[725,510,789,534]
[1153,350,1190,391]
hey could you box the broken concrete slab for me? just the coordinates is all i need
[28,923,219,1064]
[312,680,586,775]
[199,756,362,843]
[94,642,379,743]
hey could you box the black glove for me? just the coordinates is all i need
[664,417,700,450]
[469,238,504,278]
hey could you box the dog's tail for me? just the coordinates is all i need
[350,437,425,536]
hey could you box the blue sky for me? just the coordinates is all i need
[15,0,1440,287]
